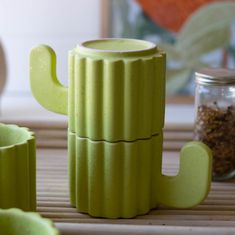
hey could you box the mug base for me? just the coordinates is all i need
[68,132,163,218]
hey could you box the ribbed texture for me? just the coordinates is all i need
[0,126,36,211]
[68,132,163,218]
[68,51,165,141]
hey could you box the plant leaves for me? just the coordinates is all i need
[228,45,235,64]
[158,42,182,60]
[176,2,235,60]
[166,59,212,95]
[166,68,192,96]
[179,26,231,60]
[135,13,175,43]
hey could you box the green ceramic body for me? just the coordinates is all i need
[0,208,59,235]
[0,124,36,211]
[30,38,212,218]
[69,132,163,218]
[68,39,165,141]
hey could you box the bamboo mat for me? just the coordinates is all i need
[1,119,234,233]
[32,123,235,234]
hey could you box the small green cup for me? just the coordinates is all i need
[0,208,59,235]
[0,123,36,211]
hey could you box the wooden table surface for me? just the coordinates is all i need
[19,121,234,235]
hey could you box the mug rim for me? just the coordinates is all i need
[77,38,158,58]
[0,123,34,149]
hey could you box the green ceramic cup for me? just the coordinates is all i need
[0,123,36,211]
[30,38,212,218]
[30,39,165,141]
[0,208,59,235]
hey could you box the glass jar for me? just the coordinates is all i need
[194,68,235,181]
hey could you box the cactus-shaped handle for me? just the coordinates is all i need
[30,45,68,115]
[158,141,212,208]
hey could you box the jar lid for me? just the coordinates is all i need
[195,68,235,85]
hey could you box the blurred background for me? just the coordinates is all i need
[108,0,235,97]
[0,0,235,120]
[0,0,101,97]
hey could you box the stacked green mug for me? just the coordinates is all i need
[30,38,212,218]
[0,123,36,211]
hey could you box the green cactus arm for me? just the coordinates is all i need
[30,45,68,115]
[158,141,212,208]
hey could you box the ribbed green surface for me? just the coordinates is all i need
[0,125,36,211]
[68,132,163,218]
[68,50,165,141]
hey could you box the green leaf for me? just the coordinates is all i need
[179,26,230,60]
[228,45,235,64]
[166,68,192,96]
[176,2,235,60]
[158,42,182,60]
[135,13,175,43]
[165,60,212,95]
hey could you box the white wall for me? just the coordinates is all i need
[0,0,101,96]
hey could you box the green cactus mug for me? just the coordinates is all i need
[0,123,36,211]
[30,38,212,218]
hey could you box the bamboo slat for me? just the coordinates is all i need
[56,223,235,235]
